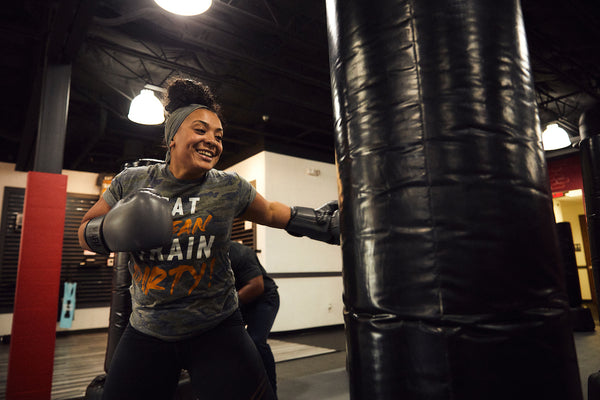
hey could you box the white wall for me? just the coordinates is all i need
[225,152,268,258]
[0,162,109,335]
[275,277,344,331]
[262,152,341,273]
[227,152,344,332]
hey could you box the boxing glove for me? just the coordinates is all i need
[285,200,340,245]
[85,188,172,254]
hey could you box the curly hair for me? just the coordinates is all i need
[163,78,223,121]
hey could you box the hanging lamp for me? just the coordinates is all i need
[128,89,165,125]
[154,0,212,16]
[542,123,571,151]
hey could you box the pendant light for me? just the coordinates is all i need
[128,89,165,125]
[542,123,571,151]
[154,0,212,16]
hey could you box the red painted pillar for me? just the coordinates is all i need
[6,172,68,399]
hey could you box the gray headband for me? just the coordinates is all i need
[164,104,209,163]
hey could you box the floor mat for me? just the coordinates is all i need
[269,339,337,362]
[278,367,349,400]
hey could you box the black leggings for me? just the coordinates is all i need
[102,310,275,399]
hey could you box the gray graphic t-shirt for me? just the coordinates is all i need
[103,163,256,340]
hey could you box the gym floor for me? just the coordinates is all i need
[0,325,348,400]
[1,321,600,399]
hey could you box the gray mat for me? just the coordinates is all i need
[269,338,336,363]
[278,367,349,400]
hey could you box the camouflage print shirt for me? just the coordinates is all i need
[103,163,257,340]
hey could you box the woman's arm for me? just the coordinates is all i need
[241,192,291,228]
[242,192,340,244]
[78,197,112,251]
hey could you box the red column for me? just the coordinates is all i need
[6,172,68,400]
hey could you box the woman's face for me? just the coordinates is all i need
[168,108,223,180]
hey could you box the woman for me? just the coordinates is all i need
[78,78,338,399]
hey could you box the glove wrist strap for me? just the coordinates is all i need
[286,206,330,242]
[85,216,111,255]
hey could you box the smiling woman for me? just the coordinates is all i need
[76,78,341,399]
[163,80,224,179]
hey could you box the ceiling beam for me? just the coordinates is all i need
[83,36,332,117]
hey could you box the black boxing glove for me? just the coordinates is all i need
[285,200,340,245]
[85,188,172,254]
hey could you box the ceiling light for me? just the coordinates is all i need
[154,0,212,16]
[542,123,571,151]
[128,89,165,125]
[565,189,583,197]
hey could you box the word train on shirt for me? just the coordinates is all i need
[137,211,214,263]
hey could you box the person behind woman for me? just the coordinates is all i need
[77,78,339,400]
[229,240,280,397]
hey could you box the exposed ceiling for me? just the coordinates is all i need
[1,0,599,175]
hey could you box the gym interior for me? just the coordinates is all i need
[1,1,600,399]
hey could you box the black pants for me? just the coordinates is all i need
[102,310,275,400]
[241,291,280,396]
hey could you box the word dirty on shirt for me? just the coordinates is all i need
[133,258,216,295]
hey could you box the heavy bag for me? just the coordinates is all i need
[325,0,582,398]
[580,103,600,314]
[555,222,583,308]
[104,252,132,372]
[554,222,594,331]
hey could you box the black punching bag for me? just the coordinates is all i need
[86,252,131,400]
[325,1,582,399]
[580,103,600,315]
[555,222,594,332]
[580,104,600,400]
[555,222,584,308]
[104,252,132,372]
